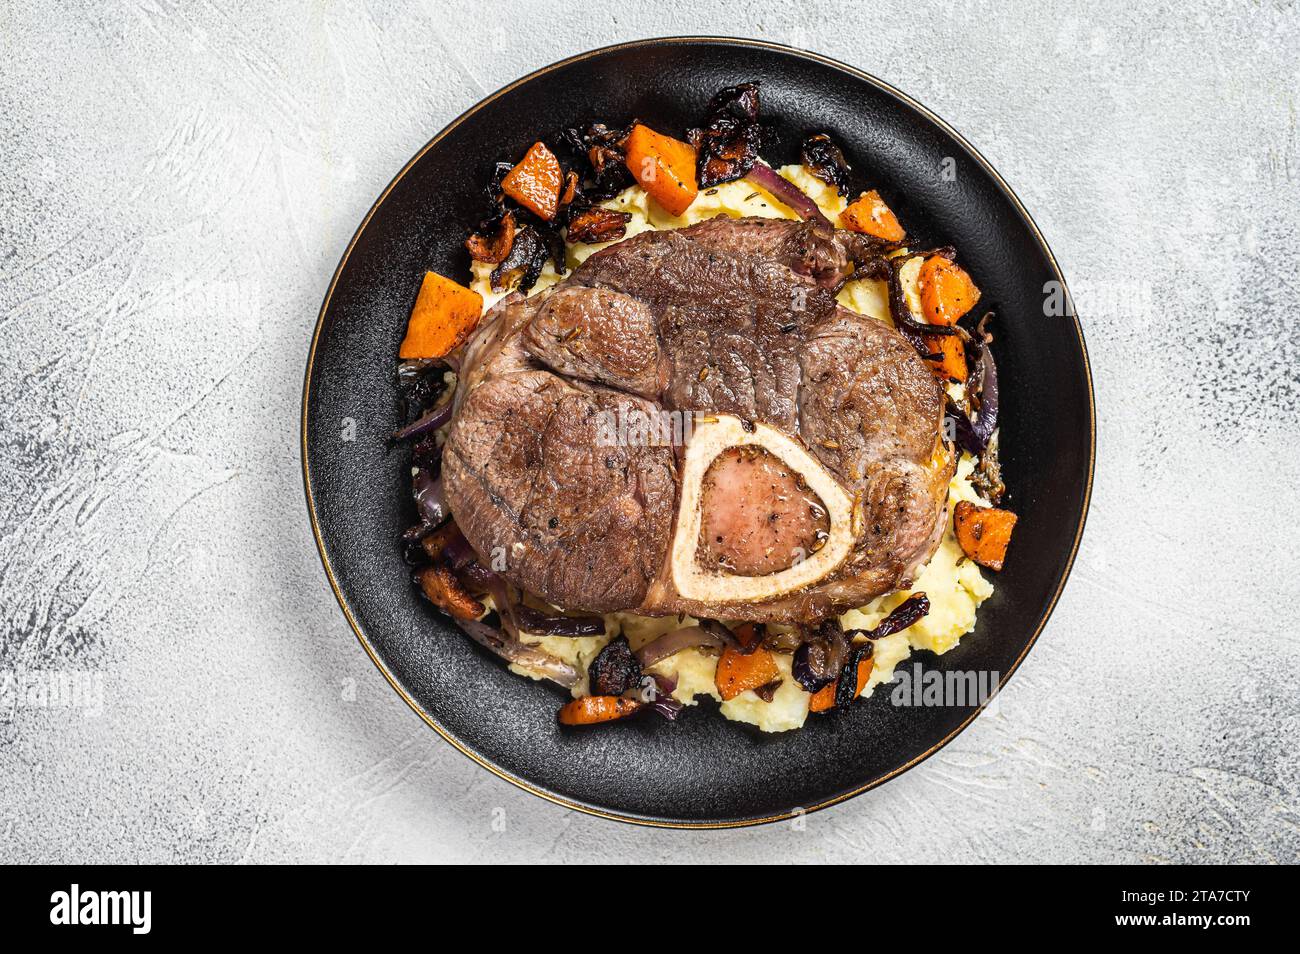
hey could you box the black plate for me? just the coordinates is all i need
[302,38,1094,827]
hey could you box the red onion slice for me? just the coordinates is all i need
[392,399,453,442]
[455,617,579,688]
[744,163,833,229]
[635,626,725,668]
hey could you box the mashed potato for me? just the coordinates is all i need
[488,166,994,732]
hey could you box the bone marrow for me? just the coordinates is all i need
[673,415,854,602]
[697,444,831,576]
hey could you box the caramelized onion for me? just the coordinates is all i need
[800,133,851,196]
[691,82,764,187]
[515,605,606,638]
[465,210,516,264]
[854,593,931,641]
[792,619,849,692]
[411,468,449,527]
[566,206,631,244]
[490,226,549,294]
[831,594,932,710]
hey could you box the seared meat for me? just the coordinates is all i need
[442,216,952,623]
[568,225,839,431]
[443,370,677,613]
[522,286,666,400]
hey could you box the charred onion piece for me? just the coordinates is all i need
[476,569,597,642]
[690,82,763,188]
[834,642,875,710]
[856,593,932,641]
[411,468,449,527]
[486,160,514,203]
[408,435,441,474]
[480,574,524,641]
[490,225,548,293]
[651,671,677,695]
[419,520,466,562]
[456,616,579,688]
[465,210,516,264]
[646,694,684,721]
[442,536,474,569]
[971,433,1005,503]
[588,636,642,696]
[565,205,631,244]
[396,359,447,419]
[402,522,433,544]
[829,593,931,710]
[643,671,684,720]
[743,163,832,229]
[708,81,761,124]
[514,604,606,637]
[634,625,726,667]
[971,330,1000,446]
[558,122,636,201]
[537,222,567,275]
[800,133,852,196]
[946,396,978,453]
[792,619,849,693]
[559,170,578,208]
[763,627,804,653]
[455,560,497,591]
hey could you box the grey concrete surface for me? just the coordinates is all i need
[1,0,1297,864]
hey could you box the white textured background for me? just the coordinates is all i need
[2,0,1297,864]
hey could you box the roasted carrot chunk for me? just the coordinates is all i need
[953,501,1018,571]
[715,644,779,701]
[501,141,564,220]
[733,622,760,649]
[923,330,968,384]
[415,564,484,621]
[624,123,698,217]
[557,695,643,726]
[918,255,980,326]
[839,190,905,242]
[398,271,483,359]
[808,656,874,713]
